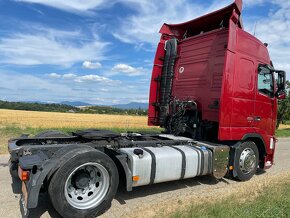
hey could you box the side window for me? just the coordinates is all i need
[258,66,274,97]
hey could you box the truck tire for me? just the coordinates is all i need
[48,149,119,218]
[233,141,259,181]
[35,130,69,138]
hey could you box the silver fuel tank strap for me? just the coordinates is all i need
[170,146,186,179]
[140,147,156,185]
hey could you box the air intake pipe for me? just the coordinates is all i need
[159,38,178,127]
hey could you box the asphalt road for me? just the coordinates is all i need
[0,138,289,218]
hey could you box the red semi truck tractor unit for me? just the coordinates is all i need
[8,0,286,217]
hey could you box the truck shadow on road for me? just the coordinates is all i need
[10,175,227,217]
[115,175,221,204]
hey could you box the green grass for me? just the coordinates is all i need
[0,125,162,154]
[171,178,290,218]
[276,128,290,137]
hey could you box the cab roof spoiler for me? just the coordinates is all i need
[160,0,243,38]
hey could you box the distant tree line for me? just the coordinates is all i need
[81,106,148,116]
[0,100,148,116]
[0,101,77,112]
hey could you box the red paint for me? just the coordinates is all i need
[148,0,284,168]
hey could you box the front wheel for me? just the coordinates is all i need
[233,141,259,181]
[48,149,119,218]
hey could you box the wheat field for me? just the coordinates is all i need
[1,109,288,130]
[0,109,153,129]
[280,124,290,129]
[0,109,160,153]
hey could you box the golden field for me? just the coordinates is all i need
[0,108,288,130]
[0,109,160,154]
[0,109,152,129]
[279,124,290,129]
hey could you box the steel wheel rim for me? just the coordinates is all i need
[64,162,110,209]
[239,148,256,174]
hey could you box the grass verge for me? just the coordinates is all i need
[276,128,290,137]
[171,173,290,218]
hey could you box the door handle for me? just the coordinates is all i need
[254,116,261,122]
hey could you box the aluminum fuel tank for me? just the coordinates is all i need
[119,145,212,187]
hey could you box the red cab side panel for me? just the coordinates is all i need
[172,29,228,122]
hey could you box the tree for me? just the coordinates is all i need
[276,80,290,129]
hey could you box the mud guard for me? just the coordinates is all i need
[23,145,95,209]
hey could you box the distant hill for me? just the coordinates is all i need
[60,101,92,107]
[112,102,148,110]
[0,100,148,116]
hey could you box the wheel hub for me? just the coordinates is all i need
[239,148,256,174]
[72,171,90,189]
[64,163,110,209]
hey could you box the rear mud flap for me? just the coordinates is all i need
[20,194,30,218]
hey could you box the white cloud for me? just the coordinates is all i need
[243,0,265,6]
[63,73,77,79]
[82,61,102,69]
[0,26,108,67]
[16,0,111,13]
[100,88,109,92]
[48,72,120,85]
[112,64,144,76]
[48,73,61,78]
[74,74,116,83]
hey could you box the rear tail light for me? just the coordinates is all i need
[18,166,30,181]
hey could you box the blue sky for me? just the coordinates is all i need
[0,0,289,105]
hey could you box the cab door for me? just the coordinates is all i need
[231,57,256,128]
[254,65,275,136]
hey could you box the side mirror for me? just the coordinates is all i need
[276,90,286,100]
[275,70,286,99]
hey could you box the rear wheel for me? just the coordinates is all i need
[48,149,119,218]
[233,141,259,181]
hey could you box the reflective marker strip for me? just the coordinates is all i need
[270,138,274,149]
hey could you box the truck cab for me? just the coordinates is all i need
[148,0,286,170]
